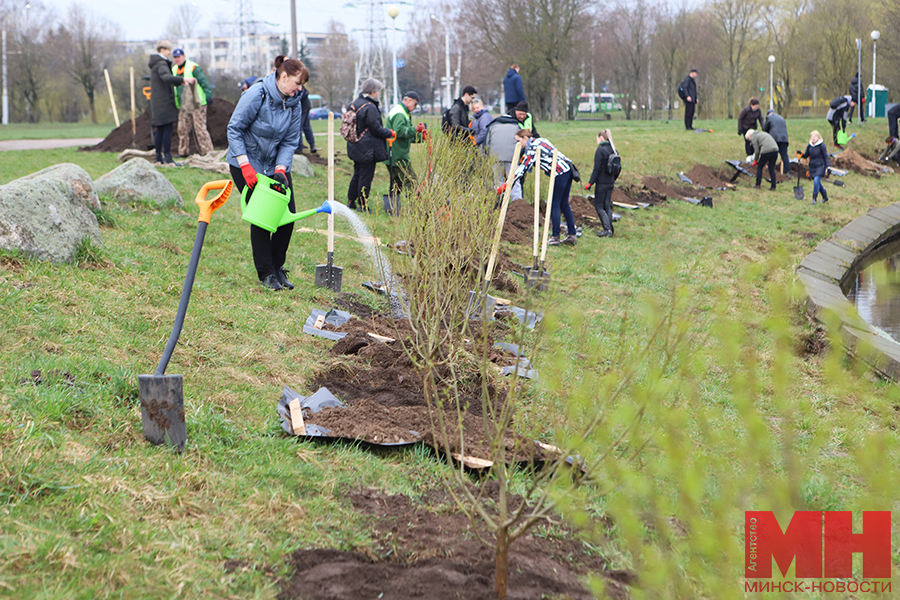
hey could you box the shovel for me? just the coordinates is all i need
[138,180,232,451]
[472,141,522,317]
[532,150,560,292]
[315,111,343,291]
[383,137,400,215]
[793,167,804,200]
[524,145,543,286]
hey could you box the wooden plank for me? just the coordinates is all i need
[288,398,305,436]
[451,453,493,469]
[613,201,640,210]
[313,314,325,330]
[367,332,396,343]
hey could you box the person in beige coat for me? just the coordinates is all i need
[745,129,780,191]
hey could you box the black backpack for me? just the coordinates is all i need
[829,97,844,109]
[441,107,453,134]
[678,83,687,100]
[607,151,622,180]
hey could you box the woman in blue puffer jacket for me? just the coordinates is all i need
[800,130,830,205]
[227,56,308,290]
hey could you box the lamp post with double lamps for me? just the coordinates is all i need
[870,30,880,118]
[388,5,400,107]
[767,55,775,112]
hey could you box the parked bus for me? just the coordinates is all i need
[577,93,622,113]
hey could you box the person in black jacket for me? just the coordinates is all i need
[887,103,900,140]
[848,73,865,122]
[826,95,854,147]
[800,130,830,205]
[297,81,318,153]
[346,78,395,212]
[149,40,195,165]
[447,85,476,141]
[681,69,698,130]
[737,98,763,157]
[763,109,790,175]
[584,129,616,237]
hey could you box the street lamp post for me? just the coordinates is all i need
[430,14,451,110]
[388,5,399,107]
[768,55,775,112]
[871,30,880,119]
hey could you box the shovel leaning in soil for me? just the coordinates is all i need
[138,180,232,451]
[315,111,343,292]
[793,167,804,200]
[471,141,523,317]
[383,136,400,215]
[524,145,544,287]
[530,150,560,292]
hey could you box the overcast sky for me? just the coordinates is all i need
[37,0,412,44]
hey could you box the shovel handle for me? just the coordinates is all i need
[485,141,523,286]
[539,150,559,263]
[195,180,232,224]
[533,145,541,261]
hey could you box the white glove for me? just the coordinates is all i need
[746,155,754,164]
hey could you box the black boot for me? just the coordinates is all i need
[164,153,182,166]
[276,268,294,290]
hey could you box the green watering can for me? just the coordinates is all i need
[241,174,331,232]
[836,130,855,146]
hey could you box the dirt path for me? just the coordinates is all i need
[0,138,104,152]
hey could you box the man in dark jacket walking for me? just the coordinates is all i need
[848,73,865,122]
[680,69,698,130]
[503,64,525,113]
[763,109,790,175]
[149,40,194,165]
[346,78,395,211]
[738,98,764,157]
[447,85,477,141]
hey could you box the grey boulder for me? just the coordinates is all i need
[19,163,101,210]
[95,158,183,206]
[291,154,314,178]
[0,177,102,263]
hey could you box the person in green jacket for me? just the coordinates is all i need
[384,91,425,196]
[172,48,215,156]
[745,128,780,191]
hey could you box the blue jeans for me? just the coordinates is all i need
[550,170,575,237]
[812,176,828,202]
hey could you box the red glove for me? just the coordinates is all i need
[752,161,757,166]
[415,123,426,134]
[584,184,592,190]
[387,129,397,142]
[421,128,428,141]
[240,163,258,188]
[496,183,507,195]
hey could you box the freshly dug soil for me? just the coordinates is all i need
[81,98,235,153]
[307,313,540,462]
[735,161,792,184]
[619,184,666,206]
[501,199,543,245]
[833,148,893,177]
[275,487,635,600]
[642,176,694,199]
[294,149,331,166]
[685,164,732,188]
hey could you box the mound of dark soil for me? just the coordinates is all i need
[275,487,634,600]
[294,149,331,166]
[642,176,694,199]
[685,164,732,188]
[306,313,539,462]
[82,98,235,153]
[833,148,893,177]
[501,199,539,245]
[621,184,666,205]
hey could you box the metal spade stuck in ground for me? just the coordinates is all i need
[138,180,232,451]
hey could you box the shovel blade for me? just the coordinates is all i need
[315,264,343,292]
[794,186,804,200]
[524,268,550,291]
[138,374,186,451]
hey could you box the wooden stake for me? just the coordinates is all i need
[129,66,136,143]
[104,68,120,127]
[485,141,523,285]
[288,398,305,435]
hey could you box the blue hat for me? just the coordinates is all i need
[172,48,184,57]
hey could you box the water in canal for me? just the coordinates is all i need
[846,242,900,341]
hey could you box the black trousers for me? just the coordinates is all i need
[889,104,900,139]
[684,102,695,130]
[593,185,614,233]
[744,138,754,157]
[230,165,295,281]
[299,110,316,151]
[777,141,790,175]
[756,151,778,188]
[348,161,377,209]
[831,118,846,145]
[154,123,174,161]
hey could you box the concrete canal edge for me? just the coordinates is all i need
[798,204,900,380]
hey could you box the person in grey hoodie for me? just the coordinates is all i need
[745,129,780,191]
[470,98,493,147]
[226,55,306,291]
[763,109,790,175]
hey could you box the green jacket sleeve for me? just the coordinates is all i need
[194,66,213,101]
[389,112,416,142]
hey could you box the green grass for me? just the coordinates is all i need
[1,116,899,598]
[0,123,115,141]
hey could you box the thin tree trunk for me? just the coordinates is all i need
[495,527,509,599]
